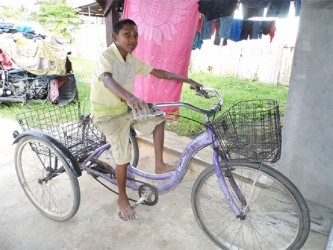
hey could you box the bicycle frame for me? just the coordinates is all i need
[81,124,243,218]
[13,86,311,249]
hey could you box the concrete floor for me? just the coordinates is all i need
[0,117,329,249]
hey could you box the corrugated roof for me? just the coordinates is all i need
[77,2,104,17]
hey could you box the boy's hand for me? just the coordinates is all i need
[127,96,151,120]
[127,96,147,110]
[189,80,210,98]
[189,79,203,92]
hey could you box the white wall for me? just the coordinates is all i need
[70,23,106,60]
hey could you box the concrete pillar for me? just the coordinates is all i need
[279,0,333,209]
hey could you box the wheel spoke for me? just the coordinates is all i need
[15,136,80,221]
[191,162,310,249]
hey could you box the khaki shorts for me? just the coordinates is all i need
[93,112,164,165]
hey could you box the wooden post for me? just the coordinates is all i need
[96,0,120,46]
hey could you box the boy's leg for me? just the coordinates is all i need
[116,163,137,221]
[93,113,135,220]
[153,121,176,174]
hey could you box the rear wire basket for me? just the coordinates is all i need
[213,100,282,163]
[16,102,106,161]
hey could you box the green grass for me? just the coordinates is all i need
[169,72,288,136]
[0,57,288,137]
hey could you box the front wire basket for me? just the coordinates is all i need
[16,102,106,161]
[213,99,282,163]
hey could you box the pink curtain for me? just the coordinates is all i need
[123,0,199,116]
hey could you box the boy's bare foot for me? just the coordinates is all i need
[155,163,176,174]
[118,196,137,221]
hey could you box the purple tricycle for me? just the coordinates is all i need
[13,87,310,249]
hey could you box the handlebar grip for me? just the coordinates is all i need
[130,104,165,121]
[190,85,210,98]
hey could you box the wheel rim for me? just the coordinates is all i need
[193,164,304,250]
[16,138,79,221]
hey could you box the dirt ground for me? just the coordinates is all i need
[0,117,328,249]
[0,117,220,250]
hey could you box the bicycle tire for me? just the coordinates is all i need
[130,132,139,168]
[15,135,80,222]
[191,161,310,250]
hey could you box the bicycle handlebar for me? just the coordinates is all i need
[129,87,223,121]
[154,87,223,118]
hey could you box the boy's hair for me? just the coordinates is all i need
[113,19,137,34]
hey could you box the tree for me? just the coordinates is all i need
[0,5,31,22]
[32,0,83,43]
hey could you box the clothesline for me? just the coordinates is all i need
[194,1,301,49]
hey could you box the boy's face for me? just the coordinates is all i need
[112,23,138,58]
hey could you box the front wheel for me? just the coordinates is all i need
[191,161,310,250]
[15,135,80,221]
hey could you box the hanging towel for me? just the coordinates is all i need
[122,0,199,116]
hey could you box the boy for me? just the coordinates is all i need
[91,19,202,221]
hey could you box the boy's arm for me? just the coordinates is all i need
[102,72,147,109]
[150,68,202,91]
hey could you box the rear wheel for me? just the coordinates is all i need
[15,135,80,221]
[191,161,310,250]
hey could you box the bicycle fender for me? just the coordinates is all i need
[13,130,82,177]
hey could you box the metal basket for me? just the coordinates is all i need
[213,100,282,163]
[16,102,106,161]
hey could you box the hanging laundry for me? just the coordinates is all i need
[242,3,265,20]
[201,16,213,40]
[261,20,276,42]
[293,0,302,16]
[266,0,291,18]
[122,0,199,116]
[251,20,263,39]
[193,14,204,49]
[241,0,270,9]
[220,15,234,38]
[198,0,238,21]
[219,15,234,46]
[213,19,221,45]
[269,20,276,42]
[193,32,204,49]
[228,19,243,42]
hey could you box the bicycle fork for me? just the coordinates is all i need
[212,151,246,220]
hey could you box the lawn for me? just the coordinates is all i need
[0,56,288,137]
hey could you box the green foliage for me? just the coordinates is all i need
[0,5,31,21]
[32,0,83,42]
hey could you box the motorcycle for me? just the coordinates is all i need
[0,55,77,105]
[0,22,78,105]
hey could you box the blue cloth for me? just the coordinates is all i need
[14,25,34,33]
[193,32,203,50]
[219,15,233,39]
[251,20,263,39]
[201,16,213,40]
[228,19,243,42]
